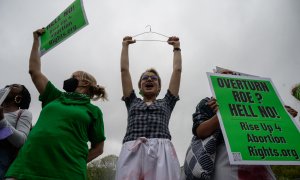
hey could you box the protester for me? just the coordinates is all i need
[184,69,298,180]
[187,97,277,180]
[115,36,182,180]
[0,84,32,179]
[5,29,107,180]
[291,84,300,101]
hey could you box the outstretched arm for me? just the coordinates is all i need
[120,36,136,97]
[168,36,182,96]
[29,29,49,94]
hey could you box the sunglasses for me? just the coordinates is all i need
[141,75,159,81]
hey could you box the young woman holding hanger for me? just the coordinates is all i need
[116,35,182,180]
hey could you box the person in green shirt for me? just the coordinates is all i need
[5,29,107,180]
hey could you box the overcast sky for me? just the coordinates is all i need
[1,0,300,165]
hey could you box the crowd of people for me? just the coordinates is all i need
[0,28,299,180]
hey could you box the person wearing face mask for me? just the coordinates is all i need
[5,29,107,180]
[115,36,182,180]
[0,84,32,179]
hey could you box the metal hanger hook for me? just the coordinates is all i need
[145,25,152,32]
[132,25,169,41]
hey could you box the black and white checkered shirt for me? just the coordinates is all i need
[192,97,224,142]
[122,90,179,143]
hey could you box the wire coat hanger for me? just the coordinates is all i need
[133,25,169,42]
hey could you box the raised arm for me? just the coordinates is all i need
[167,36,182,96]
[195,98,220,139]
[120,36,135,97]
[28,29,49,94]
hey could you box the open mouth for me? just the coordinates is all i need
[145,83,154,89]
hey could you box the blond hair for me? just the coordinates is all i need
[74,71,108,101]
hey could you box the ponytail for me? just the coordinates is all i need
[89,85,108,101]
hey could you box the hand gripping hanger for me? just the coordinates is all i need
[132,25,169,42]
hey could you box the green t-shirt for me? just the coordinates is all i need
[6,81,105,180]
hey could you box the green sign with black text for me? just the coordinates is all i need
[207,72,300,165]
[40,0,88,56]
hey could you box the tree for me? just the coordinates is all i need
[271,165,300,179]
[87,154,118,180]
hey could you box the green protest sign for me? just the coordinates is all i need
[39,0,88,56]
[207,72,300,165]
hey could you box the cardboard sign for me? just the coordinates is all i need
[207,72,300,165]
[40,0,88,56]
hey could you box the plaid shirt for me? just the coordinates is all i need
[122,90,179,143]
